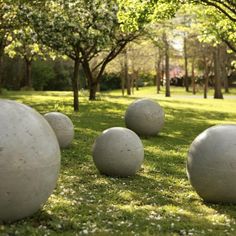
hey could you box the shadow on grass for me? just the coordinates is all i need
[2,92,236,235]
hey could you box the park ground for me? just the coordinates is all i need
[1,86,236,235]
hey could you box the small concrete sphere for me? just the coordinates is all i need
[92,127,144,177]
[125,98,165,136]
[187,125,236,203]
[0,99,61,222]
[44,112,74,148]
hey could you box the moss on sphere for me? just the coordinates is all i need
[92,127,144,177]
[187,125,236,203]
[44,112,74,148]
[125,98,165,136]
[0,99,61,222]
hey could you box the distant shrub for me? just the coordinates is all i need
[100,73,121,91]
[139,72,154,86]
[32,60,56,91]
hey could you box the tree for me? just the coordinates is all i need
[163,32,171,97]
[5,26,54,89]
[192,0,236,22]
[189,0,236,52]
[0,0,19,92]
[23,0,142,111]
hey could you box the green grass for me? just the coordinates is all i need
[1,86,236,235]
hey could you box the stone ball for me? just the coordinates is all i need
[187,125,236,203]
[44,112,74,148]
[92,127,144,177]
[125,98,165,136]
[0,99,61,222]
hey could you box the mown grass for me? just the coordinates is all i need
[1,86,236,235]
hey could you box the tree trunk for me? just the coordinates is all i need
[220,45,229,93]
[0,42,4,93]
[135,71,139,91]
[224,74,229,93]
[191,59,196,95]
[184,36,189,92]
[25,58,33,88]
[204,75,208,99]
[163,33,170,97]
[203,57,208,99]
[121,72,125,96]
[124,48,131,95]
[89,82,97,100]
[0,55,3,93]
[72,58,80,111]
[214,46,223,99]
[156,54,162,94]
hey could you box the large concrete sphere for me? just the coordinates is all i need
[125,98,164,136]
[92,127,144,177]
[44,112,74,148]
[187,125,236,203]
[0,99,61,222]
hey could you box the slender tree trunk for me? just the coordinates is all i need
[191,59,196,95]
[121,72,125,96]
[184,36,189,92]
[203,58,208,99]
[24,58,33,88]
[204,75,208,99]
[156,53,162,94]
[0,55,3,93]
[221,46,229,93]
[164,33,170,97]
[203,55,212,99]
[72,58,80,111]
[89,82,97,100]
[124,48,131,95]
[131,74,134,95]
[135,70,139,91]
[0,42,4,93]
[222,71,229,93]
[214,46,223,99]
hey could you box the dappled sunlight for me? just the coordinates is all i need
[1,89,236,235]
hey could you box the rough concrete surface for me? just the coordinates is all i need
[92,127,144,177]
[0,99,61,222]
[125,98,164,136]
[187,124,236,203]
[44,112,74,148]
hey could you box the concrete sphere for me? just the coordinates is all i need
[92,127,144,177]
[125,98,164,136]
[0,99,61,222]
[44,112,74,148]
[187,125,236,203]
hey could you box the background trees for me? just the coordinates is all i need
[0,0,236,105]
[0,0,19,92]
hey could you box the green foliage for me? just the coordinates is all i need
[100,73,121,91]
[1,88,236,235]
[32,60,55,90]
[117,0,180,32]
[24,0,120,60]
[1,56,24,90]
[140,72,154,86]
[0,0,19,48]
[189,3,236,51]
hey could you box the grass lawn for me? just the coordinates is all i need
[1,86,236,235]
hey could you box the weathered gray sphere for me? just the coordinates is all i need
[125,98,164,136]
[44,112,74,148]
[0,99,61,222]
[92,127,144,177]
[187,125,236,203]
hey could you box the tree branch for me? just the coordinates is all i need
[221,38,236,53]
[200,0,236,22]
